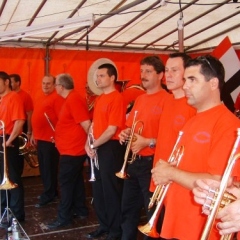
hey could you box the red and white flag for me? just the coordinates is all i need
[212,36,240,112]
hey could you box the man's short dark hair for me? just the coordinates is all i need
[98,63,118,83]
[169,53,191,67]
[0,71,12,90]
[9,74,21,86]
[140,55,165,74]
[185,55,225,91]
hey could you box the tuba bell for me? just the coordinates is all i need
[0,120,18,190]
[200,128,240,240]
[138,131,184,238]
[115,111,144,179]
[19,132,39,168]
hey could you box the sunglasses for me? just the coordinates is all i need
[196,56,217,76]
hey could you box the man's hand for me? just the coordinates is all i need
[151,160,176,186]
[119,128,131,145]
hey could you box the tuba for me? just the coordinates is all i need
[200,128,240,240]
[115,111,144,179]
[0,120,18,190]
[138,131,184,238]
[19,132,39,168]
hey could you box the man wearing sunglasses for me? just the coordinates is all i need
[151,55,240,240]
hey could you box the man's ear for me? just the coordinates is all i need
[210,77,219,90]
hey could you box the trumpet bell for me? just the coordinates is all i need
[138,223,160,238]
[115,171,129,179]
[0,176,18,190]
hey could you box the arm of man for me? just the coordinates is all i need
[6,119,25,147]
[80,120,91,134]
[26,110,33,134]
[151,160,221,190]
[93,125,117,148]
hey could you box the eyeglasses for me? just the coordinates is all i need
[196,56,217,76]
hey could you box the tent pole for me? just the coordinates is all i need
[44,45,50,75]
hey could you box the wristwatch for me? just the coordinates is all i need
[90,144,94,149]
[149,139,155,149]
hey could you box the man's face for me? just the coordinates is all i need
[0,78,8,96]
[165,57,185,91]
[140,64,161,90]
[183,65,213,111]
[96,68,113,89]
[10,78,19,91]
[42,76,55,95]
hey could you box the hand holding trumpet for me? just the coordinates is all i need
[193,178,240,236]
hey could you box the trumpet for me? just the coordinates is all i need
[0,120,18,190]
[200,128,240,240]
[138,131,184,238]
[19,132,39,168]
[88,126,99,182]
[115,111,144,179]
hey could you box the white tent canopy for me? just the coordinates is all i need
[0,0,239,53]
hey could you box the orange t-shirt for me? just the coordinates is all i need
[55,91,90,156]
[31,91,65,142]
[17,89,33,115]
[93,90,125,140]
[126,89,170,156]
[0,91,25,134]
[149,96,196,192]
[121,86,145,112]
[161,104,240,240]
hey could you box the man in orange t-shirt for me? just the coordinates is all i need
[119,56,170,240]
[147,53,196,236]
[10,74,33,135]
[152,55,240,240]
[46,73,91,229]
[85,63,126,240]
[31,75,64,208]
[0,71,25,221]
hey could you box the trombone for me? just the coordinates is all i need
[138,131,184,238]
[115,111,144,179]
[200,128,240,240]
[44,112,55,142]
[0,120,18,190]
[88,125,99,182]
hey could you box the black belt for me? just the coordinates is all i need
[135,155,153,161]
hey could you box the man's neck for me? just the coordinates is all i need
[0,88,11,98]
[146,85,163,95]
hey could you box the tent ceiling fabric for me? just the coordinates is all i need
[0,0,239,53]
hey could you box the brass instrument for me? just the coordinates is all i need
[138,131,184,238]
[0,120,18,190]
[88,126,99,182]
[115,111,144,179]
[44,112,55,142]
[200,128,240,240]
[19,132,39,168]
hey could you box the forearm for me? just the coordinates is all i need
[171,168,222,190]
[6,120,25,146]
[93,126,117,148]
[26,111,32,133]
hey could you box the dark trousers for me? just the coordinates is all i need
[92,140,125,238]
[57,155,88,223]
[0,136,25,220]
[37,140,59,203]
[121,155,161,240]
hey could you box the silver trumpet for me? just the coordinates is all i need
[88,130,99,182]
